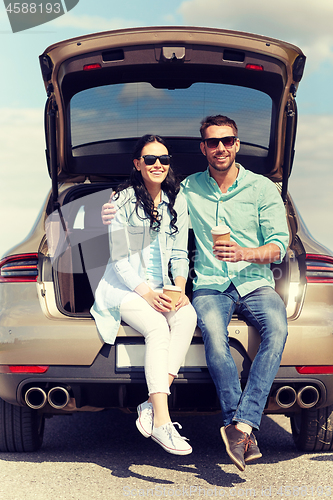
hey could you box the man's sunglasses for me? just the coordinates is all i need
[140,155,172,166]
[204,136,237,149]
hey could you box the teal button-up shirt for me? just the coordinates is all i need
[181,164,289,297]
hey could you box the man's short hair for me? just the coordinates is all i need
[200,115,238,139]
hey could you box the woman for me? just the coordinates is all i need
[91,135,197,455]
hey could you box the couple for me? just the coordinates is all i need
[91,115,289,471]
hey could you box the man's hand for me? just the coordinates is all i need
[213,241,245,262]
[101,194,116,225]
[213,241,281,264]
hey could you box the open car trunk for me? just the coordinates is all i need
[39,26,307,318]
[40,27,306,189]
[46,179,304,320]
[46,183,115,314]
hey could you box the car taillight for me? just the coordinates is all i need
[246,63,264,71]
[306,254,333,283]
[0,365,49,374]
[0,253,38,283]
[83,63,101,71]
[296,366,333,374]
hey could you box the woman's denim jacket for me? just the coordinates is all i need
[91,187,189,344]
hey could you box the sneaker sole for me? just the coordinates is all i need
[220,427,246,472]
[136,417,152,438]
[151,435,192,455]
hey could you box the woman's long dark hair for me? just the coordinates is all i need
[116,135,180,234]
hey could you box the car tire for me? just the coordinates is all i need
[290,404,333,451]
[0,397,45,452]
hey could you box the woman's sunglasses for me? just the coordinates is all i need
[204,136,237,149]
[140,155,172,166]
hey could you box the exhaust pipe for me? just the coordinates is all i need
[297,386,319,409]
[275,386,297,408]
[48,386,71,409]
[25,387,47,410]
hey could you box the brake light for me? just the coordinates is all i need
[83,63,102,71]
[246,64,263,71]
[0,365,49,374]
[306,254,333,283]
[296,366,333,374]
[0,254,38,283]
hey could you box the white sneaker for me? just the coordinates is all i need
[151,422,192,455]
[136,401,153,438]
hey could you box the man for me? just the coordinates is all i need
[102,115,289,471]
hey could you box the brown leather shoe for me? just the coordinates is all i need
[244,432,262,463]
[220,425,249,471]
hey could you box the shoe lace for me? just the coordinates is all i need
[236,433,250,452]
[247,434,256,449]
[169,422,190,442]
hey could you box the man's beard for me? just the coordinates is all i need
[209,161,233,173]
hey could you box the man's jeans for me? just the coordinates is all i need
[192,284,288,429]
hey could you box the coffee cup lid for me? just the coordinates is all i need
[163,285,182,292]
[211,225,230,235]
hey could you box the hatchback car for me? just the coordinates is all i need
[1,26,333,453]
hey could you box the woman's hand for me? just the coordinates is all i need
[173,276,190,311]
[142,289,172,312]
[101,193,116,225]
[175,292,190,311]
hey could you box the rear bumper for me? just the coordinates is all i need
[1,340,333,414]
[1,281,333,414]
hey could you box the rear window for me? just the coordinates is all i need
[70,82,272,155]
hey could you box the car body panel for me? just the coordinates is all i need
[0,282,103,365]
[1,275,332,366]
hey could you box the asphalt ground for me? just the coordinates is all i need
[0,410,332,500]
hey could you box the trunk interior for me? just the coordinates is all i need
[46,179,304,319]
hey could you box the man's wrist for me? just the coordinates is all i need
[242,244,280,264]
[242,247,255,262]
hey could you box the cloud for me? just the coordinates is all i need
[289,114,333,252]
[0,108,45,172]
[119,83,169,105]
[0,108,50,257]
[1,108,332,258]
[294,114,333,167]
[178,0,333,67]
[51,13,142,32]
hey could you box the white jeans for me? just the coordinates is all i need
[120,292,197,395]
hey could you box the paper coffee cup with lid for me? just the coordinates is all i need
[211,225,231,244]
[163,285,182,310]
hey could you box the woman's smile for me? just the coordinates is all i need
[134,142,170,190]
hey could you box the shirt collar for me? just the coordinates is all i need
[205,163,245,191]
[129,188,169,205]
[160,190,169,205]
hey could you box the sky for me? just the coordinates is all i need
[0,0,333,258]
